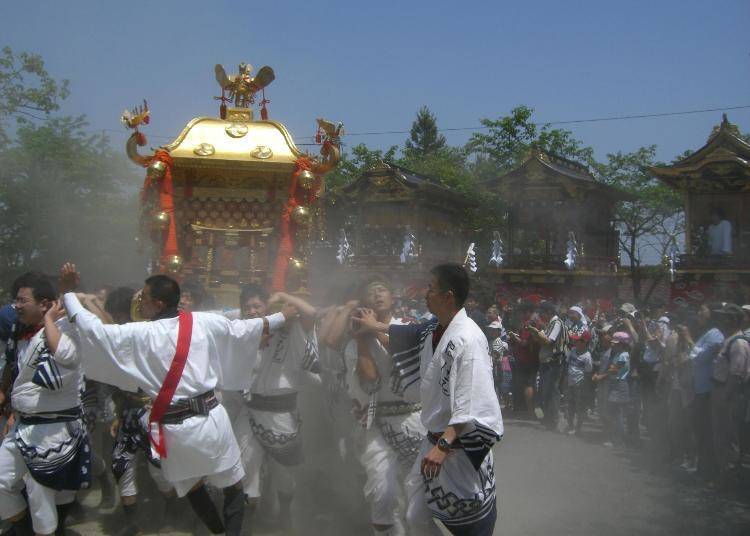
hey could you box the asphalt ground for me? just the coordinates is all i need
[37,411,750,536]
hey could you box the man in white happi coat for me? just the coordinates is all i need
[355,263,503,536]
[238,285,319,531]
[346,277,425,536]
[58,264,293,536]
[0,272,89,536]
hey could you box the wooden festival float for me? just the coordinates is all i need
[479,146,633,306]
[651,114,750,307]
[122,62,342,306]
[321,161,474,300]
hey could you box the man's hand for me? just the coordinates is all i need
[2,413,15,437]
[44,300,65,324]
[109,418,120,439]
[351,308,388,335]
[421,445,448,480]
[58,263,80,294]
[280,302,299,322]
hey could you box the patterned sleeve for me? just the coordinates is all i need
[388,319,437,399]
[294,322,320,374]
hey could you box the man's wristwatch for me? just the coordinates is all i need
[437,437,452,452]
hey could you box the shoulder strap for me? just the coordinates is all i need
[148,312,193,458]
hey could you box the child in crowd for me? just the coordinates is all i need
[565,331,593,435]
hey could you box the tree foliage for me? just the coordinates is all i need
[0,46,69,144]
[405,105,446,157]
[466,105,594,179]
[0,48,144,293]
[0,116,145,291]
[590,146,683,300]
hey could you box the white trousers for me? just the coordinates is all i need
[0,437,76,534]
[118,460,174,498]
[244,406,299,499]
[220,390,265,498]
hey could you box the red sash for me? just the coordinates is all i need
[148,311,193,458]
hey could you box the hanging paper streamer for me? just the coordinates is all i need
[668,248,678,283]
[489,231,504,267]
[564,231,578,271]
[336,229,353,265]
[399,226,417,264]
[464,243,478,273]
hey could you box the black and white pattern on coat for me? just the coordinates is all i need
[459,421,502,470]
[301,336,320,373]
[111,404,160,482]
[29,340,63,391]
[439,340,456,397]
[14,419,92,491]
[423,454,496,526]
[249,412,304,466]
[377,418,424,466]
[389,319,438,397]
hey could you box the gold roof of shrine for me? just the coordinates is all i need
[650,114,750,191]
[161,108,303,170]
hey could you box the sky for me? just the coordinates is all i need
[2,0,749,163]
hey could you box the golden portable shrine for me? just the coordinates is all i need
[122,62,342,306]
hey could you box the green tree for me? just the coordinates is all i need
[0,116,144,292]
[590,146,683,301]
[325,142,399,192]
[405,105,446,157]
[0,46,69,145]
[466,105,594,179]
[399,146,473,193]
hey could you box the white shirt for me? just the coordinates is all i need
[419,309,503,436]
[11,320,82,414]
[250,321,318,396]
[63,293,284,399]
[708,219,732,255]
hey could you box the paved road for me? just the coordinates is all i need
[59,415,750,535]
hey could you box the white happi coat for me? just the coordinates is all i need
[11,321,82,415]
[0,320,89,534]
[63,293,284,485]
[344,318,426,526]
[392,309,503,529]
[250,321,318,397]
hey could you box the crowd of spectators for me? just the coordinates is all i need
[470,294,750,489]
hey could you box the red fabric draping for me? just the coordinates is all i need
[271,157,314,291]
[140,150,179,270]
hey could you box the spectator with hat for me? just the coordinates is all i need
[487,317,512,408]
[565,330,593,435]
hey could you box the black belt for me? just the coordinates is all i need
[19,407,82,425]
[246,392,298,413]
[427,431,464,450]
[161,390,218,424]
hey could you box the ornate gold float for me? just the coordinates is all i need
[123,62,342,305]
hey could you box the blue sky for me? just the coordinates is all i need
[2,0,749,163]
